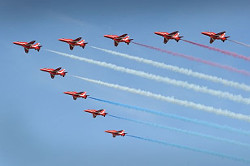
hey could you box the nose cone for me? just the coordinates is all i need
[104,35,109,38]
[40,68,45,71]
[201,32,208,35]
[154,32,161,35]
[13,41,19,45]
[58,38,64,41]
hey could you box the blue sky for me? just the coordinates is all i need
[1,0,250,165]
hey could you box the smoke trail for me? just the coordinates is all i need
[73,75,250,122]
[91,46,250,92]
[89,97,250,136]
[108,114,250,147]
[182,39,250,61]
[127,135,250,163]
[229,39,250,48]
[132,42,250,76]
[46,49,250,105]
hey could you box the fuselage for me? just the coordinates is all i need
[64,91,88,99]
[84,109,107,118]
[40,68,66,77]
[104,34,133,46]
[154,32,181,40]
[105,130,126,137]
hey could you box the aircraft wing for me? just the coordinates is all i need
[216,31,226,35]
[116,34,127,39]
[215,31,226,37]
[73,37,82,42]
[26,40,36,46]
[69,44,74,50]
[164,38,169,44]
[24,48,29,53]
[50,74,55,79]
[114,41,119,47]
[210,38,215,44]
[168,31,179,36]
[76,92,85,95]
[97,109,104,113]
[54,67,62,72]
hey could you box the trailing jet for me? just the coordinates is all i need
[40,67,67,79]
[64,91,89,100]
[154,31,183,44]
[105,130,127,138]
[84,109,107,118]
[201,31,230,44]
[58,37,88,50]
[104,34,133,47]
[13,40,42,53]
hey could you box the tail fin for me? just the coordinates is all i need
[82,42,88,49]
[84,95,89,99]
[34,43,42,52]
[175,36,183,42]
[103,113,107,117]
[62,72,67,77]
[222,36,230,42]
[125,38,133,45]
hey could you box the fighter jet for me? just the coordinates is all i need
[201,31,230,44]
[40,67,67,79]
[64,91,89,100]
[154,31,183,44]
[84,109,107,118]
[58,37,88,50]
[13,40,42,53]
[104,34,133,46]
[105,130,127,138]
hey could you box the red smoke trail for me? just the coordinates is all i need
[228,39,250,48]
[132,42,250,76]
[182,39,250,61]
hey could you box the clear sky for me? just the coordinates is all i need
[1,0,250,165]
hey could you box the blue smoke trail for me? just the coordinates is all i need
[107,114,250,148]
[127,134,250,163]
[89,97,250,136]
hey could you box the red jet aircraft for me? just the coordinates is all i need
[64,91,89,100]
[40,67,67,79]
[105,130,127,138]
[84,109,107,118]
[154,31,183,44]
[13,40,42,53]
[104,34,133,47]
[201,31,230,44]
[58,37,88,50]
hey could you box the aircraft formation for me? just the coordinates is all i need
[12,30,234,138]
[13,31,229,53]
[11,28,250,163]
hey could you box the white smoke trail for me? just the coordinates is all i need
[73,75,250,122]
[90,46,250,92]
[229,39,250,48]
[47,49,250,105]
